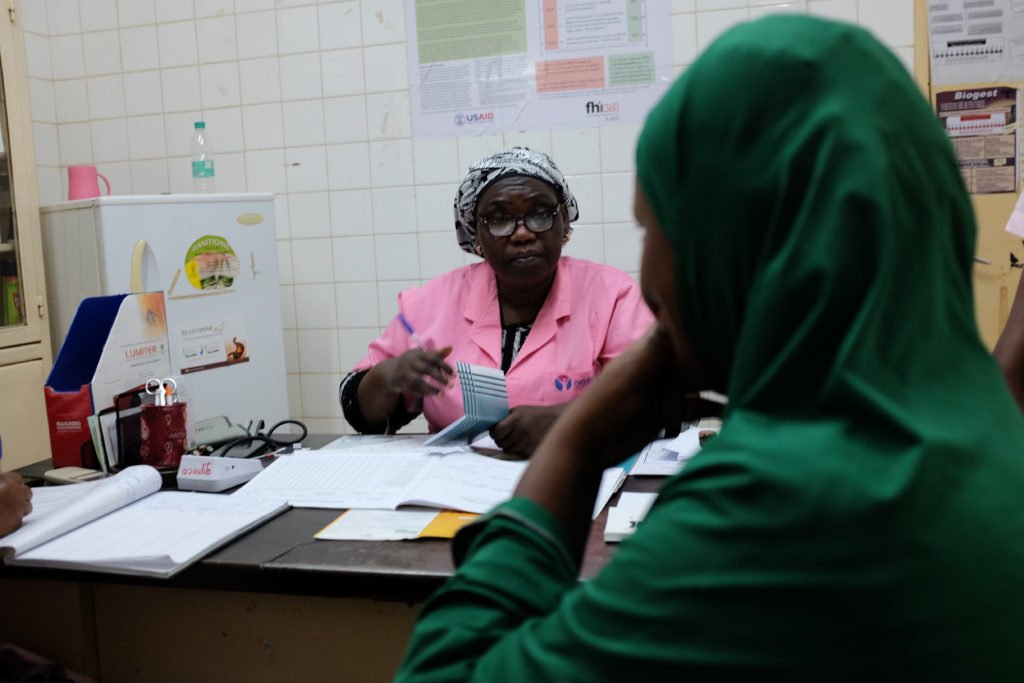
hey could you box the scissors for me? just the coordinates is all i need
[145,377,178,407]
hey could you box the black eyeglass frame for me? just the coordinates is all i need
[478,206,562,238]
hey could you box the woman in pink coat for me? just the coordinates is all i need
[339,147,653,456]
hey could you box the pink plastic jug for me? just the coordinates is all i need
[67,165,111,200]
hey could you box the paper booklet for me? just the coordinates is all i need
[604,492,658,543]
[424,363,509,445]
[235,449,628,518]
[0,466,287,578]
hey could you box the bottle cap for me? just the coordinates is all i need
[194,121,206,129]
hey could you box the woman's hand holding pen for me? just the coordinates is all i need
[387,347,455,398]
[358,347,454,428]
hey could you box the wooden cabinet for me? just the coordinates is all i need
[0,7,53,468]
[0,355,50,469]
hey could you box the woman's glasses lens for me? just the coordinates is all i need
[483,209,558,237]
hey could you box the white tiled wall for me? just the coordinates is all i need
[20,0,917,433]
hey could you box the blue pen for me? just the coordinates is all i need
[398,313,426,349]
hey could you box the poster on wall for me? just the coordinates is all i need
[928,0,1024,85]
[405,0,673,137]
[935,86,1021,194]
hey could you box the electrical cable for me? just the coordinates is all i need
[211,419,309,458]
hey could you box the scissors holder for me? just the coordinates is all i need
[110,386,192,470]
[138,402,189,468]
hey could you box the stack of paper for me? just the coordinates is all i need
[604,492,658,542]
[1,466,287,577]
[630,426,719,476]
[425,363,509,445]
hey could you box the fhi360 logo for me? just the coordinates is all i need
[454,111,495,126]
[585,101,620,115]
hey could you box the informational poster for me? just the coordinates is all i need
[928,0,1024,85]
[177,315,251,374]
[406,0,673,137]
[936,86,1021,194]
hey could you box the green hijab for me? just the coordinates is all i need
[637,15,1015,428]
[625,17,1024,673]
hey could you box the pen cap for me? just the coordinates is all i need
[398,312,415,335]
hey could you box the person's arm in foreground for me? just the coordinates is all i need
[395,328,708,682]
[994,273,1024,411]
[0,472,32,537]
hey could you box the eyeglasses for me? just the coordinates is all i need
[478,207,561,238]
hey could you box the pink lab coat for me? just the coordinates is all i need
[353,257,654,432]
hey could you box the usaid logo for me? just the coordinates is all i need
[554,375,573,391]
[453,111,495,126]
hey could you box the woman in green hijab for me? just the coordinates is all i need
[396,15,1024,681]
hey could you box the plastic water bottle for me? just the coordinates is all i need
[191,121,216,193]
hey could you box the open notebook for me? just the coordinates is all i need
[235,447,627,517]
[0,466,287,578]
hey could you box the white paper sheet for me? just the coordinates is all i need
[1007,189,1024,237]
[234,451,428,509]
[592,467,627,519]
[928,0,1024,86]
[630,426,717,476]
[22,480,104,523]
[604,492,658,542]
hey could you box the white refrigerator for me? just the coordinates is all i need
[39,193,289,428]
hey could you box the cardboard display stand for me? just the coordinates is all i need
[44,292,171,468]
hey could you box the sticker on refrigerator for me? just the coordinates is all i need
[177,316,251,374]
[184,235,240,290]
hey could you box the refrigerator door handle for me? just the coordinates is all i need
[130,240,147,293]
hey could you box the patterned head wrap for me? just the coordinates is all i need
[453,146,580,254]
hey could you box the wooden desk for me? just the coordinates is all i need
[0,439,662,682]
